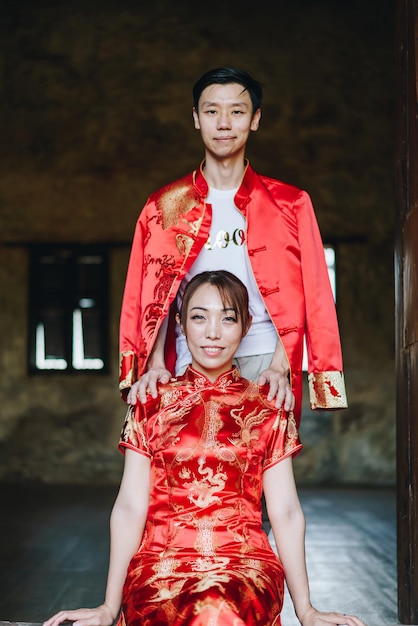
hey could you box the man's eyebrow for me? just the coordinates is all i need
[200,100,250,108]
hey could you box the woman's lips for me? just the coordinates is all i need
[201,346,224,356]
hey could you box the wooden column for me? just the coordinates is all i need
[396,0,418,623]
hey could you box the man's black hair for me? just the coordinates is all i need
[193,67,263,114]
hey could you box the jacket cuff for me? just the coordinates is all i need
[119,351,137,392]
[308,371,348,410]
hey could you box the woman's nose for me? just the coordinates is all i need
[206,320,221,339]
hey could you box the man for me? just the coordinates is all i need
[119,67,347,424]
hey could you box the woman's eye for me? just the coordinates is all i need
[224,316,238,323]
[191,314,205,321]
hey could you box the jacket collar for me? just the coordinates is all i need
[193,159,257,213]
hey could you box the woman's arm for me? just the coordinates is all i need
[263,458,366,626]
[44,449,151,626]
[104,449,150,617]
[264,457,310,619]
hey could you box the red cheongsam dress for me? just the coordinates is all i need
[118,366,302,626]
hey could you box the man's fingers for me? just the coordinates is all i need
[127,382,140,405]
[257,373,267,386]
[144,370,166,399]
[127,390,137,405]
[258,368,294,409]
[138,379,150,404]
[133,368,172,404]
[283,386,296,411]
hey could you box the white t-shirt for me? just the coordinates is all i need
[175,186,277,373]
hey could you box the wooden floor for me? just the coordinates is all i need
[0,484,400,626]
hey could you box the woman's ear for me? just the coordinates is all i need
[175,312,186,335]
[242,315,253,338]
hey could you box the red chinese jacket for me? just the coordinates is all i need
[119,162,347,424]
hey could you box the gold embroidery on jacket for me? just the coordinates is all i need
[176,216,204,255]
[176,233,194,256]
[157,183,201,229]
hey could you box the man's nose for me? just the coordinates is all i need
[217,112,231,129]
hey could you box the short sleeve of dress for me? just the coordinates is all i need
[263,410,303,471]
[118,403,151,458]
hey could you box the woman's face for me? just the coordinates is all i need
[178,283,243,382]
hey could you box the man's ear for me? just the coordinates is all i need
[192,107,200,130]
[250,108,261,132]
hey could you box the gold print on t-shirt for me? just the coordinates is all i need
[204,228,246,250]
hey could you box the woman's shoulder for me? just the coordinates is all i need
[219,373,278,411]
[141,376,198,414]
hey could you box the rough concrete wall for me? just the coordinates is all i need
[0,0,395,485]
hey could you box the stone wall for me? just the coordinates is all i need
[0,0,395,485]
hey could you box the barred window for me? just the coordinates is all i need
[29,246,108,373]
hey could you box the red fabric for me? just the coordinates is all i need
[118,367,301,626]
[119,162,345,423]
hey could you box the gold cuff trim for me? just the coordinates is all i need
[308,371,348,410]
[119,378,133,391]
[119,351,137,391]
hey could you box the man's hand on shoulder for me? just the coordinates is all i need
[127,367,172,405]
[257,367,295,411]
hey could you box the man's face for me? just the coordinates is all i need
[193,83,261,161]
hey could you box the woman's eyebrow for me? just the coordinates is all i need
[189,306,236,313]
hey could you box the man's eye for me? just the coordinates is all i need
[232,110,244,115]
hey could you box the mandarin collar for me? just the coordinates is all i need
[184,365,241,390]
[192,160,256,214]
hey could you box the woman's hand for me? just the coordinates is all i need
[299,606,367,626]
[43,604,116,626]
[127,367,171,405]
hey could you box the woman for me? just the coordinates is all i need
[44,271,366,626]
